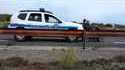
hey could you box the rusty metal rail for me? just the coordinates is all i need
[85,30,125,37]
[0,28,125,37]
[0,28,82,37]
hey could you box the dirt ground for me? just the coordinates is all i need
[0,45,124,63]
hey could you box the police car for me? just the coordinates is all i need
[8,9,83,30]
[8,9,83,41]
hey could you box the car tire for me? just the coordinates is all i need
[65,36,78,42]
[16,27,24,29]
[25,36,32,40]
[14,35,26,42]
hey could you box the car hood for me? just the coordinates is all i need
[61,22,83,30]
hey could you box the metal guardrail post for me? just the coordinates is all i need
[82,19,87,50]
[82,30,86,49]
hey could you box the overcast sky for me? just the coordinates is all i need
[0,0,125,24]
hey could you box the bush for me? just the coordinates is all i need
[112,55,125,63]
[3,57,28,67]
[50,48,79,70]
[0,22,9,28]
[0,57,48,70]
[58,48,78,67]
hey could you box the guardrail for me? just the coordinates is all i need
[85,31,125,37]
[0,28,82,37]
[0,28,125,37]
[0,28,125,49]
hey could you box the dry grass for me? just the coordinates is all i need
[0,55,124,70]
[0,57,48,70]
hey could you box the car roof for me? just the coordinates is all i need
[20,8,53,14]
[19,11,52,15]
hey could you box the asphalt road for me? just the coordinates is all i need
[0,35,125,62]
[0,35,125,47]
[0,35,84,47]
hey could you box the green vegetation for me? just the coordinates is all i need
[0,22,9,28]
[91,23,113,28]
[0,14,11,22]
[49,48,125,70]
[0,14,11,28]
[49,55,125,70]
[90,22,125,30]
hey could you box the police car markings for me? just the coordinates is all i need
[9,23,78,30]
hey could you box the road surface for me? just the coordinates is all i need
[0,35,124,62]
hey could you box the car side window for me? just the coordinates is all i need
[45,14,62,23]
[18,13,27,20]
[28,13,42,22]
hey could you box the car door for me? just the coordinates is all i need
[26,13,44,29]
[44,14,62,29]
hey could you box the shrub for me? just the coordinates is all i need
[3,57,28,67]
[112,55,125,63]
[58,48,78,67]
[0,22,9,28]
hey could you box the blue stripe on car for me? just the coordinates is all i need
[9,23,78,30]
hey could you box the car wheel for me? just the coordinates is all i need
[14,35,26,41]
[16,27,24,29]
[25,36,32,40]
[65,36,78,42]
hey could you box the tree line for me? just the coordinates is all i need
[73,19,125,30]
[0,14,11,22]
[0,14,125,30]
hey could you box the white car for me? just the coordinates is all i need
[8,9,83,41]
[8,9,83,30]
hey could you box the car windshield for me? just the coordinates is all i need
[44,14,62,23]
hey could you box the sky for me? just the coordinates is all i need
[0,0,125,24]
